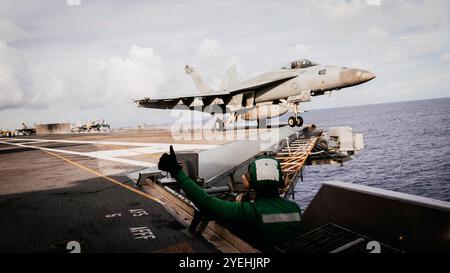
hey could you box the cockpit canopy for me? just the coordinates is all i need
[283,58,318,69]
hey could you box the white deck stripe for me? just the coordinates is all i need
[0,138,219,169]
[15,141,49,145]
[0,137,218,149]
[0,140,157,168]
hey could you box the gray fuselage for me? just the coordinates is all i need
[254,65,375,104]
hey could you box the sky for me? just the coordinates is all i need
[0,0,449,129]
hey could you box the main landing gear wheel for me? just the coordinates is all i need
[212,119,224,131]
[296,116,304,127]
[288,117,297,127]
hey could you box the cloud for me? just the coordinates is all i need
[1,0,450,127]
[189,38,243,91]
[0,17,31,110]
[365,27,389,44]
[197,38,223,59]
[293,43,309,57]
[103,45,165,100]
[0,41,32,110]
[441,53,450,62]
[366,0,381,6]
[0,17,28,42]
[10,44,166,110]
[68,45,166,108]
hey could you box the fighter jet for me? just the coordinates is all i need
[16,123,36,136]
[71,119,110,133]
[135,58,375,130]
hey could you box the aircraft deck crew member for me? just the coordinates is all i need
[158,146,303,252]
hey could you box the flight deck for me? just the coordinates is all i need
[0,126,448,253]
[0,130,221,252]
[0,127,293,253]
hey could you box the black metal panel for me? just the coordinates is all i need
[276,223,401,253]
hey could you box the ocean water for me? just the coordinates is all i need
[292,97,450,209]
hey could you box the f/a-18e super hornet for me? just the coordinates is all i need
[135,58,375,131]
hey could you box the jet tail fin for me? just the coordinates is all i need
[220,64,240,91]
[185,65,214,93]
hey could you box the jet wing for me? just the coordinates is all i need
[135,91,231,110]
[136,69,302,110]
[227,69,302,93]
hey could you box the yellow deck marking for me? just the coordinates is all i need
[0,140,163,205]
[42,149,164,205]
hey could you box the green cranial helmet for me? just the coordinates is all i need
[248,157,285,192]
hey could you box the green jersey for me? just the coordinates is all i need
[176,170,302,252]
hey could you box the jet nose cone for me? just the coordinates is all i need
[359,70,376,82]
[340,68,376,86]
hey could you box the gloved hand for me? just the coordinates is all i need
[158,145,182,177]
